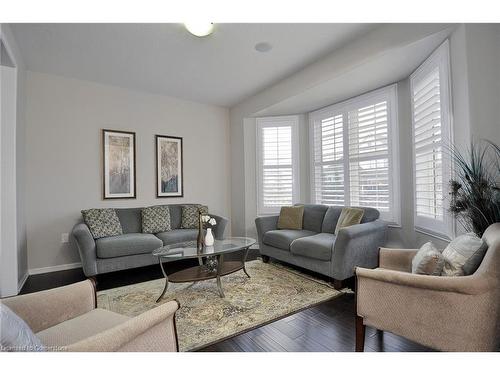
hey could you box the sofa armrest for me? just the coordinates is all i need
[379,247,419,272]
[71,223,98,277]
[2,280,96,333]
[331,220,388,280]
[356,267,493,295]
[255,215,279,246]
[64,300,180,352]
[209,214,228,240]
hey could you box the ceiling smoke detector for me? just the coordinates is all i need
[255,42,273,52]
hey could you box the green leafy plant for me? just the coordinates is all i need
[448,140,500,237]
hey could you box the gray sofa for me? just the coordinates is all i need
[71,205,228,277]
[255,204,388,288]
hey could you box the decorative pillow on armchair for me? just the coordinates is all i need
[0,304,44,352]
[412,242,445,275]
[142,205,171,233]
[181,205,208,229]
[334,207,364,235]
[441,233,488,276]
[81,208,123,239]
[277,205,304,230]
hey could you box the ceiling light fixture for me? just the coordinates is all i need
[255,42,273,53]
[184,22,214,37]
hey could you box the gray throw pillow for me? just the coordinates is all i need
[412,242,445,275]
[81,208,123,239]
[442,233,488,276]
[181,205,208,229]
[142,205,171,233]
[0,303,44,352]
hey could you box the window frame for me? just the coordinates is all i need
[256,115,300,216]
[410,40,454,239]
[309,84,400,225]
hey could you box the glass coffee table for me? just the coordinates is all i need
[152,237,256,302]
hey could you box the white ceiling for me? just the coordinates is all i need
[10,23,376,107]
[255,29,452,116]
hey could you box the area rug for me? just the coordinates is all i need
[97,260,343,351]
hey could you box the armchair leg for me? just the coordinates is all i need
[261,255,270,263]
[355,315,365,352]
[332,279,343,290]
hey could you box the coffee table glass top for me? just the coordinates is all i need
[152,237,256,261]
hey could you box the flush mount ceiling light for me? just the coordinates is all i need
[184,22,214,37]
[255,42,273,53]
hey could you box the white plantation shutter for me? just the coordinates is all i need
[410,40,453,237]
[310,85,400,224]
[348,101,390,211]
[257,116,299,214]
[312,114,345,205]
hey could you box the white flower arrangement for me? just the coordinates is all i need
[201,215,217,228]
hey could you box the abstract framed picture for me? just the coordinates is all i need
[156,135,183,197]
[102,129,136,199]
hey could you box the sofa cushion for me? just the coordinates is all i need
[96,233,163,258]
[290,233,336,261]
[301,204,328,232]
[360,207,380,223]
[263,229,316,250]
[277,205,304,230]
[81,208,123,239]
[142,205,171,233]
[155,229,198,245]
[321,207,343,233]
[115,208,142,233]
[37,308,129,348]
[181,205,208,229]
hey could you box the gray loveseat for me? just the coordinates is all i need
[255,204,387,288]
[71,204,228,277]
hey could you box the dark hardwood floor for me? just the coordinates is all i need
[20,250,434,352]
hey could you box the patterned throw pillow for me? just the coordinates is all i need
[142,205,171,234]
[412,242,445,275]
[81,208,123,239]
[441,233,488,276]
[181,205,208,229]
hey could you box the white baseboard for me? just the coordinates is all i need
[17,272,29,293]
[29,262,82,275]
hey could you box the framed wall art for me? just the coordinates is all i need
[102,129,136,199]
[156,135,183,197]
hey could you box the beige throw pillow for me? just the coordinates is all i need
[441,233,488,276]
[412,242,445,275]
[277,206,304,230]
[334,207,364,235]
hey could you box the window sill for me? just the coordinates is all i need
[415,227,451,243]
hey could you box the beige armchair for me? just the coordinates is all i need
[2,279,180,351]
[355,223,500,352]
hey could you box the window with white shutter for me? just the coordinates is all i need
[410,40,453,237]
[310,85,400,224]
[256,116,300,215]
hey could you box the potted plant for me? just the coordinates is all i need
[448,140,500,237]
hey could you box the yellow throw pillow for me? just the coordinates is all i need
[334,207,364,235]
[277,206,304,230]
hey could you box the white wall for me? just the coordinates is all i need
[24,72,230,271]
[0,24,28,296]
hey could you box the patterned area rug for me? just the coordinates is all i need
[97,260,343,351]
